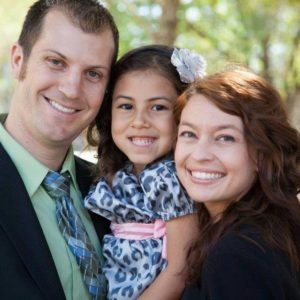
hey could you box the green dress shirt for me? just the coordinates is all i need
[0,123,102,300]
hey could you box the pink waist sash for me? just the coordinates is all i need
[110,219,167,259]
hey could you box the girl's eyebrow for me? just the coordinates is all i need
[148,97,174,103]
[113,95,174,102]
[113,95,133,101]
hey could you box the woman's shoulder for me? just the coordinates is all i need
[212,225,269,256]
[200,224,300,299]
[208,224,286,267]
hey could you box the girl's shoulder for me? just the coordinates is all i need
[141,158,175,175]
[139,158,196,221]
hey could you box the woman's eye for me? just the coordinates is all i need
[152,104,167,111]
[179,131,196,138]
[217,135,235,142]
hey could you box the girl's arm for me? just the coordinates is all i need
[138,213,199,300]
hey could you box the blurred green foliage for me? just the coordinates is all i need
[1,0,299,127]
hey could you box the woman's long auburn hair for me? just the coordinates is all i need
[174,67,300,284]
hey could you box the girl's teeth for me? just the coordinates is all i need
[191,171,224,180]
[49,100,76,114]
[131,138,154,146]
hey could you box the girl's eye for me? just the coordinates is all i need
[179,131,196,138]
[217,135,235,142]
[152,104,167,111]
[118,103,133,110]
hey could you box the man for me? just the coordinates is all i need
[0,1,118,299]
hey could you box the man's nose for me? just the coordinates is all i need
[58,70,82,100]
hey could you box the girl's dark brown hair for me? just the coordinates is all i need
[174,67,300,284]
[87,44,188,181]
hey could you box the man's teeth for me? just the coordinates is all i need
[191,171,224,180]
[131,137,154,146]
[49,100,76,114]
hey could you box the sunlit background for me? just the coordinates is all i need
[1,0,299,161]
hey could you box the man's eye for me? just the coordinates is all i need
[88,70,100,79]
[47,58,63,67]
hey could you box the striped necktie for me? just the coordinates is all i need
[43,171,106,299]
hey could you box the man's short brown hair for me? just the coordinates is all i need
[18,0,119,64]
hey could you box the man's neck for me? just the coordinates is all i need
[4,115,69,171]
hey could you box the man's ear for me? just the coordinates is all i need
[11,43,25,80]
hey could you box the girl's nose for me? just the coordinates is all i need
[131,110,150,129]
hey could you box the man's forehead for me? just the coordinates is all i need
[36,9,113,47]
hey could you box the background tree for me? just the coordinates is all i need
[105,0,300,129]
[1,0,299,129]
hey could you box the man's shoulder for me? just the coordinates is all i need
[0,114,7,123]
[74,155,96,197]
[74,155,94,172]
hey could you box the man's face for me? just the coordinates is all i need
[9,10,115,150]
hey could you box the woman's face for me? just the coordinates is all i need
[175,94,257,217]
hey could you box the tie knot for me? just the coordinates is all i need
[43,171,71,199]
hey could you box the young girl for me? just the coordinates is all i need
[84,45,206,300]
[175,68,300,299]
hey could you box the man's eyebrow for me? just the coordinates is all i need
[44,49,110,70]
[44,49,66,59]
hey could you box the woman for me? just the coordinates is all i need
[174,68,300,299]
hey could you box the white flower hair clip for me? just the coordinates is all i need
[171,48,207,83]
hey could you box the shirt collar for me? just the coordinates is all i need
[0,123,78,197]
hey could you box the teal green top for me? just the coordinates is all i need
[0,123,102,300]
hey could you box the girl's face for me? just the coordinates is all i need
[175,94,257,217]
[112,70,178,174]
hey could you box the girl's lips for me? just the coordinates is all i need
[129,136,156,146]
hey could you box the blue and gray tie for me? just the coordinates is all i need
[43,171,106,300]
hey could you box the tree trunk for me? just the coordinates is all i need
[261,35,273,83]
[153,0,180,46]
[287,87,300,131]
